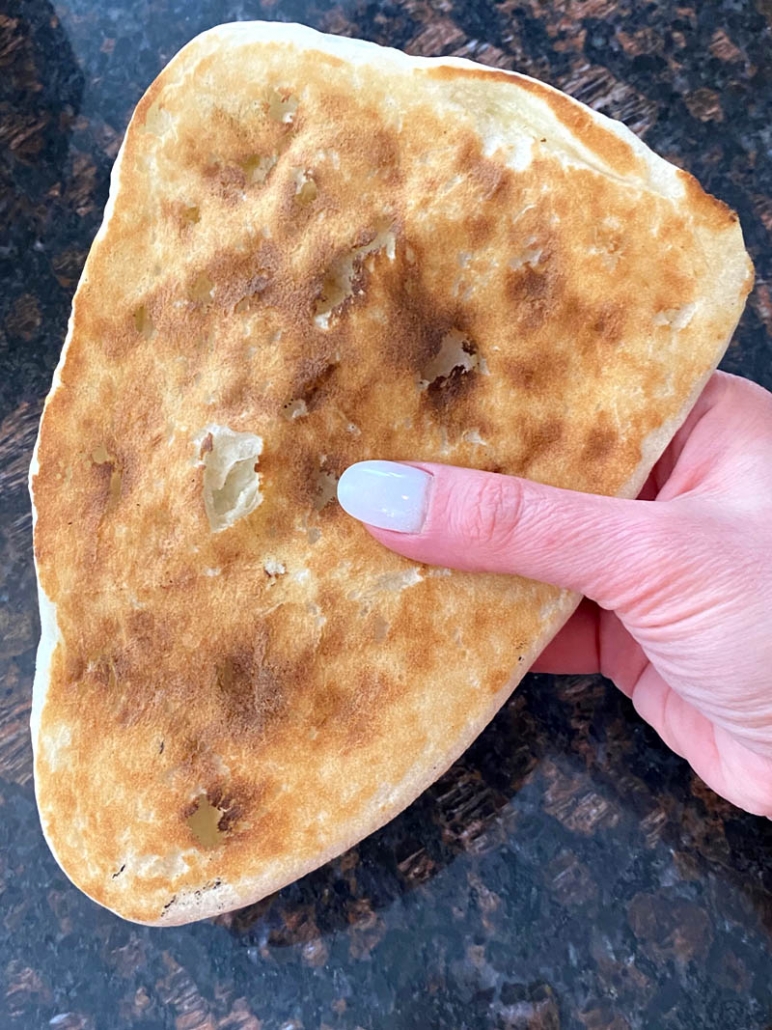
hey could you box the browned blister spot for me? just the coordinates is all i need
[518,419,565,473]
[507,263,563,333]
[63,649,86,685]
[291,355,339,411]
[591,303,626,347]
[504,354,570,395]
[424,358,480,414]
[583,419,619,463]
[459,139,512,202]
[210,247,278,311]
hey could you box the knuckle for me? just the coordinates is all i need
[457,474,523,553]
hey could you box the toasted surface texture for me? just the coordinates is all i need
[30,21,752,925]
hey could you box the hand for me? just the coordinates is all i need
[337,372,772,817]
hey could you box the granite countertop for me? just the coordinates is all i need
[2,1,772,1028]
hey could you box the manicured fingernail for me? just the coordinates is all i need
[337,461,431,533]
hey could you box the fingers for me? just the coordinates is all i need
[337,459,681,612]
[531,602,650,699]
[631,665,772,817]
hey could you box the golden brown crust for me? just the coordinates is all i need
[30,22,752,924]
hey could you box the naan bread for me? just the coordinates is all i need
[30,21,752,925]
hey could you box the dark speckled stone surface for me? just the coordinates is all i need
[2,1,772,1028]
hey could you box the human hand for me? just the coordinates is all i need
[337,372,772,817]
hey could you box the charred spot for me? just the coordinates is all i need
[90,446,123,517]
[204,785,227,812]
[383,277,468,379]
[506,254,562,333]
[180,796,197,821]
[318,452,346,478]
[183,782,252,846]
[422,334,481,411]
[290,357,338,412]
[591,303,625,347]
[388,316,443,375]
[202,785,245,833]
[508,264,551,302]
[520,419,565,464]
[202,160,247,204]
[368,130,403,184]
[311,629,393,742]
[506,358,540,391]
[505,354,570,394]
[215,651,277,713]
[472,162,508,201]
[91,654,118,690]
[127,609,155,644]
[64,651,86,684]
[217,803,245,834]
[308,681,357,738]
[425,360,478,409]
[208,243,279,312]
[213,633,295,735]
[468,215,496,248]
[583,423,619,462]
[289,451,342,515]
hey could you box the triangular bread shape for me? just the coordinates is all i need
[30,22,752,924]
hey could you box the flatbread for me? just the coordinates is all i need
[29,21,753,925]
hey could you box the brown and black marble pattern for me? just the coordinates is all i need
[1,1,772,1028]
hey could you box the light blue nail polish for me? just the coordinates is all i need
[337,461,431,533]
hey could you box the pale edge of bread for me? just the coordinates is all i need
[29,20,750,925]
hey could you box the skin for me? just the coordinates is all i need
[363,372,772,817]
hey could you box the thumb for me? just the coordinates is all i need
[337,459,677,610]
